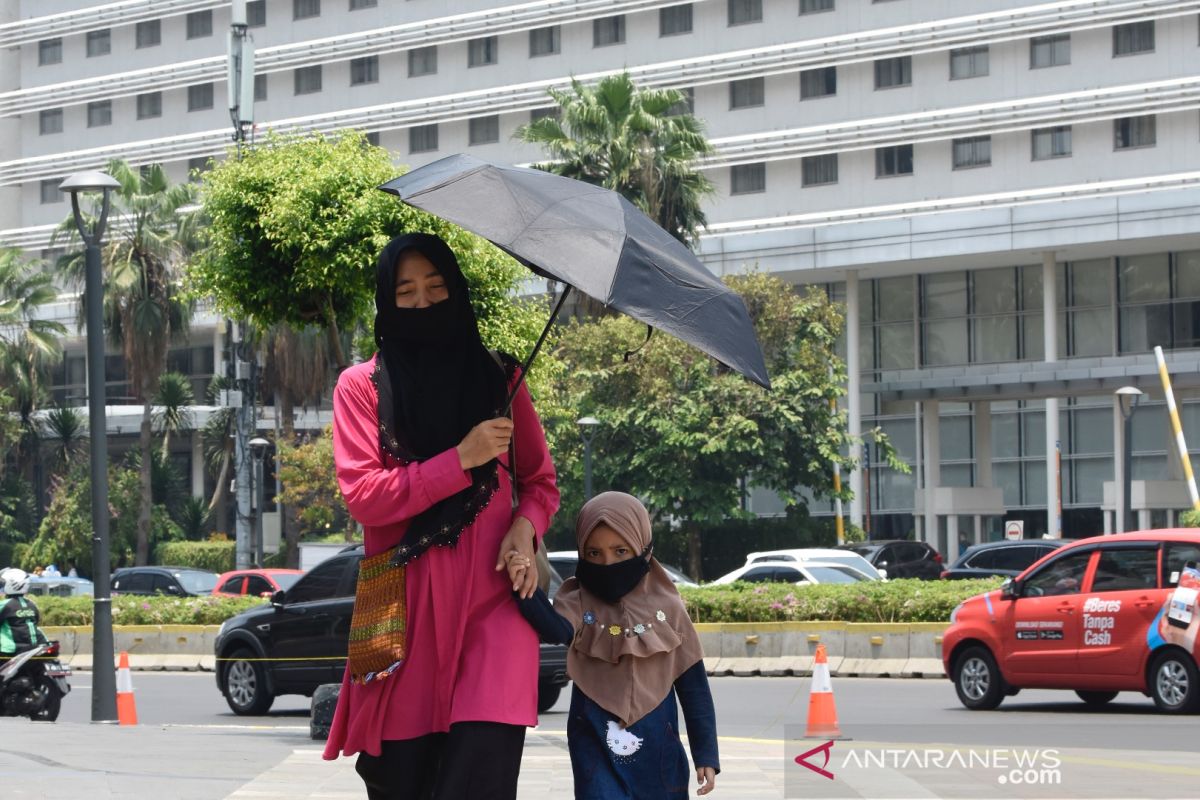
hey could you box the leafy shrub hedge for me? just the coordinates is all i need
[36,578,1001,627]
[154,541,236,573]
[679,578,1003,624]
[38,594,266,626]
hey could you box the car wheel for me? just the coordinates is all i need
[1075,690,1118,707]
[223,649,275,716]
[1149,651,1200,714]
[537,680,561,713]
[953,646,1005,710]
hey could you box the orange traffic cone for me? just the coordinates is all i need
[116,651,138,726]
[805,644,846,739]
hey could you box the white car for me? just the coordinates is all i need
[711,561,872,586]
[743,548,886,580]
[547,551,699,587]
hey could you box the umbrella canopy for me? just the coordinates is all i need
[378,154,770,390]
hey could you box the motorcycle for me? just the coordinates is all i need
[0,640,71,721]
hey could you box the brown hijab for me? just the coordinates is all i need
[552,492,705,727]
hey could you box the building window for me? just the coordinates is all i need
[1113,21,1154,56]
[666,87,695,116]
[86,29,111,58]
[469,115,500,146]
[247,0,267,26]
[1114,115,1156,149]
[1030,34,1070,68]
[350,56,379,85]
[952,136,991,169]
[39,108,63,135]
[530,106,561,123]
[254,74,268,101]
[729,77,765,109]
[728,0,763,25]
[294,65,322,95]
[801,153,837,186]
[87,100,112,128]
[530,26,560,57]
[593,15,625,47]
[188,156,212,182]
[410,124,438,153]
[731,163,766,195]
[294,0,320,20]
[1119,251,1200,352]
[135,20,161,49]
[350,0,377,8]
[660,5,693,36]
[137,92,162,119]
[186,10,213,39]
[468,36,498,68]
[1031,126,1071,160]
[38,38,62,66]
[950,46,989,79]
[874,57,911,89]
[409,46,437,77]
[800,66,836,99]
[876,145,913,177]
[40,179,61,205]
[188,83,214,111]
[365,132,380,146]
[800,0,834,13]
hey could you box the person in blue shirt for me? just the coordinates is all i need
[507,491,719,798]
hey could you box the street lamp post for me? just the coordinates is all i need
[1116,386,1144,533]
[60,170,121,724]
[249,437,270,567]
[577,417,600,501]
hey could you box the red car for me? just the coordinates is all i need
[213,569,305,598]
[944,529,1200,713]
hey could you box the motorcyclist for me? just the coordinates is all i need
[0,569,48,658]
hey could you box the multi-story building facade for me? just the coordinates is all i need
[2,1,1199,558]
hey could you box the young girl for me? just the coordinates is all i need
[508,491,719,798]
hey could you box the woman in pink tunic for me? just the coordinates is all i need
[323,232,560,800]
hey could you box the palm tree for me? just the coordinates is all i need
[56,160,203,565]
[40,406,88,478]
[515,73,716,248]
[153,371,194,461]
[0,248,67,505]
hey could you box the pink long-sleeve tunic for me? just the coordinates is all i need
[323,355,559,759]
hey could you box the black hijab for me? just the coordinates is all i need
[371,233,512,565]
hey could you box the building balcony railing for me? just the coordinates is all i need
[2,0,1196,118]
[0,0,223,49]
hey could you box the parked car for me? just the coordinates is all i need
[111,566,219,596]
[742,548,884,580]
[838,540,943,580]
[940,539,1067,580]
[26,576,94,597]
[944,529,1200,713]
[547,551,698,587]
[213,569,305,598]
[711,561,871,586]
[214,545,570,715]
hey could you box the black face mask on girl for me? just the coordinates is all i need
[575,549,651,604]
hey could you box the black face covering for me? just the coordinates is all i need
[575,551,652,604]
[371,233,511,566]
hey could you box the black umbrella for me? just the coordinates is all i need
[378,154,771,406]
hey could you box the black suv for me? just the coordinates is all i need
[940,539,1067,579]
[112,566,219,596]
[837,540,943,580]
[214,546,570,715]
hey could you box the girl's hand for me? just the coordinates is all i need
[696,767,716,795]
[504,550,532,588]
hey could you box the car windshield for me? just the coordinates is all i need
[175,571,217,594]
[805,566,866,584]
[808,555,876,575]
[272,573,302,591]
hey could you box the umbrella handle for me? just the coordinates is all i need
[502,284,573,416]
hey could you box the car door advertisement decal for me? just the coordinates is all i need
[1081,597,1120,647]
[1014,620,1064,640]
[1154,565,1200,655]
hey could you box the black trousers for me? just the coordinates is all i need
[355,721,526,800]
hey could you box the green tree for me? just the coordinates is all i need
[276,426,349,541]
[516,73,715,247]
[549,273,903,579]
[40,406,88,479]
[153,371,194,461]
[56,160,202,566]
